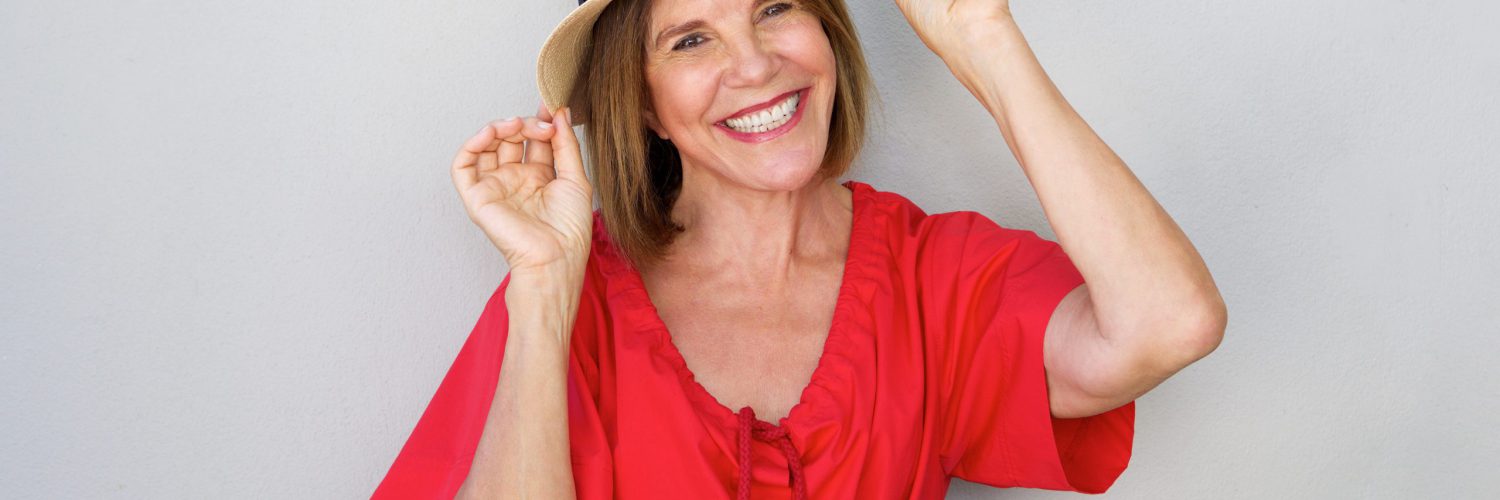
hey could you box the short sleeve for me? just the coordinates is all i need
[372,273,613,499]
[922,212,1136,494]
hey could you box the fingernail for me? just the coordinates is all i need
[562,108,572,126]
[537,120,553,129]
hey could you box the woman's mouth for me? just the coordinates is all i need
[714,88,808,144]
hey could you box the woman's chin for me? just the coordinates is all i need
[689,142,830,192]
[742,162,824,192]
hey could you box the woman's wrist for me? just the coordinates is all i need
[509,261,585,289]
[506,265,586,345]
[938,15,1032,116]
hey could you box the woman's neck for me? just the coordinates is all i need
[652,168,853,283]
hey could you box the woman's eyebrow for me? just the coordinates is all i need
[654,0,770,50]
[655,19,706,49]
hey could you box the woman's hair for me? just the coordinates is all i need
[567,0,874,270]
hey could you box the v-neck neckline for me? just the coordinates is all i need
[607,179,875,430]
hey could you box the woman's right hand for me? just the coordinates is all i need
[451,106,593,276]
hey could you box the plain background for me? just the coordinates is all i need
[3,0,1497,498]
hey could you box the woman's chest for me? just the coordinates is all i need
[581,261,946,498]
[644,274,843,422]
[663,319,827,422]
[590,285,946,499]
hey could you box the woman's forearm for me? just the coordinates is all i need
[457,271,582,499]
[942,16,1225,367]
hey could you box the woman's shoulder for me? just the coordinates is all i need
[583,209,635,280]
[572,209,650,309]
[849,180,1010,254]
[849,181,1064,284]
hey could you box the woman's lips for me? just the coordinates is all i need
[719,88,803,123]
[715,88,808,144]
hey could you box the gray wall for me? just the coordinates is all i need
[3,0,1496,498]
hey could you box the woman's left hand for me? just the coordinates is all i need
[892,0,1013,61]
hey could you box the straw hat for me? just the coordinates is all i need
[536,0,616,121]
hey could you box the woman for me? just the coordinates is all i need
[376,0,1226,498]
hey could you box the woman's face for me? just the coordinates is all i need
[644,0,837,192]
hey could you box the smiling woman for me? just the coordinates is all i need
[566,0,873,269]
[371,0,1230,497]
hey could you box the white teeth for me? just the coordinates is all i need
[724,92,800,133]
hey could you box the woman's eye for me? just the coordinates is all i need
[671,3,792,51]
[673,34,705,51]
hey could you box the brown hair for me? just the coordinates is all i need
[568,0,874,270]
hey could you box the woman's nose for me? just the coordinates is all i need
[722,33,779,88]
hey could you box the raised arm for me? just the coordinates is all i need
[449,105,592,498]
[894,1,1227,418]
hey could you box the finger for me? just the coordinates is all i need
[452,123,499,190]
[522,117,556,165]
[498,117,528,163]
[477,139,501,173]
[485,117,525,149]
[549,107,588,185]
[506,117,551,165]
[536,102,554,123]
[525,141,553,166]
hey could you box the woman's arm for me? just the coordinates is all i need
[457,270,582,499]
[902,5,1227,418]
[446,104,590,496]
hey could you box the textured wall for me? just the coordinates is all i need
[2,0,1496,498]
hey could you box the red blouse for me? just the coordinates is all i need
[374,180,1135,499]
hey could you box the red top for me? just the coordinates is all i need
[374,180,1135,499]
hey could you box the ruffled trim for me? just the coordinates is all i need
[587,180,881,432]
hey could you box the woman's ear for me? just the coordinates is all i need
[643,107,670,141]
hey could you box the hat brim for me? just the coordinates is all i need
[536,0,615,120]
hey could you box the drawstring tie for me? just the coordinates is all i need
[736,406,808,500]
